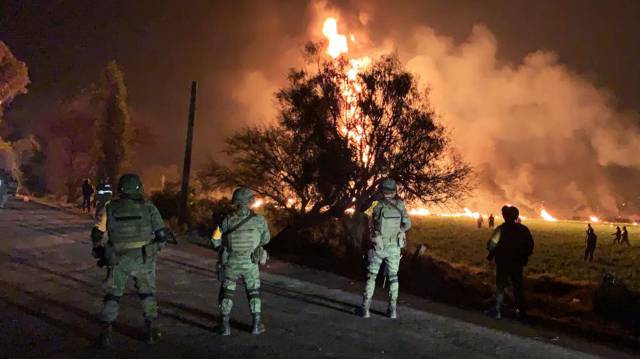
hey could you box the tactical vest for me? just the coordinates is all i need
[377,200,403,243]
[106,199,153,251]
[224,214,261,257]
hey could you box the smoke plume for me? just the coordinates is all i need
[226,1,640,217]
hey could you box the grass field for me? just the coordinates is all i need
[408,217,640,290]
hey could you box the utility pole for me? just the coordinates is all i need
[179,81,197,227]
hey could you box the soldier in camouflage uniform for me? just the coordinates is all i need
[361,179,411,319]
[91,173,173,346]
[211,187,270,336]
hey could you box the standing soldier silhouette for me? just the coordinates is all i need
[488,214,495,229]
[211,187,271,336]
[81,178,94,213]
[486,205,534,322]
[621,226,630,246]
[91,174,174,346]
[584,223,597,262]
[612,226,622,244]
[95,178,113,219]
[360,179,411,319]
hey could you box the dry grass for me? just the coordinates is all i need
[408,217,640,290]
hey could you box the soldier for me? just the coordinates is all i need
[612,226,622,244]
[95,178,113,219]
[360,178,411,319]
[0,169,8,209]
[477,215,484,228]
[485,205,534,322]
[211,187,270,336]
[81,178,94,213]
[488,214,495,229]
[621,226,630,246]
[584,223,597,262]
[91,173,173,346]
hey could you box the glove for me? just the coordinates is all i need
[154,227,173,244]
[397,231,407,249]
[372,234,384,252]
[92,245,105,259]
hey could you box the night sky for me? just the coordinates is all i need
[2,0,639,189]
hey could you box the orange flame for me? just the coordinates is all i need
[540,209,558,222]
[321,17,373,165]
[322,18,348,58]
[589,215,600,223]
[409,208,431,216]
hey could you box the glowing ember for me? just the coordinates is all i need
[540,209,558,222]
[251,198,264,209]
[322,18,348,58]
[409,208,431,216]
[589,216,600,223]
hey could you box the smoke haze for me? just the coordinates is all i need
[228,1,640,217]
[3,0,640,217]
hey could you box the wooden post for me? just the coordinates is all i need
[179,81,197,227]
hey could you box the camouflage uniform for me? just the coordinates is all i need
[92,174,171,346]
[212,187,270,336]
[361,179,411,319]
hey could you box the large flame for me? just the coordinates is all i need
[540,209,558,222]
[322,17,348,58]
[589,215,600,223]
[409,208,431,216]
[321,18,373,164]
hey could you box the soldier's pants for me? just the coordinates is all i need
[219,256,261,315]
[584,246,595,262]
[495,263,524,313]
[364,244,401,303]
[100,249,158,323]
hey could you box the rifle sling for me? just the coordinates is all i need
[225,211,257,236]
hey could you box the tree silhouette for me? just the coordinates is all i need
[96,61,132,184]
[202,44,471,222]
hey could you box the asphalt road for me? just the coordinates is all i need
[0,198,633,358]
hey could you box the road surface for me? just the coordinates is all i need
[0,199,633,358]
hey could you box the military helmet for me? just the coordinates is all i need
[379,178,397,193]
[232,186,254,205]
[117,173,144,197]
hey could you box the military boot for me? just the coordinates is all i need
[99,322,113,347]
[251,314,266,335]
[219,315,231,336]
[145,320,161,345]
[387,302,397,319]
[361,298,371,318]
